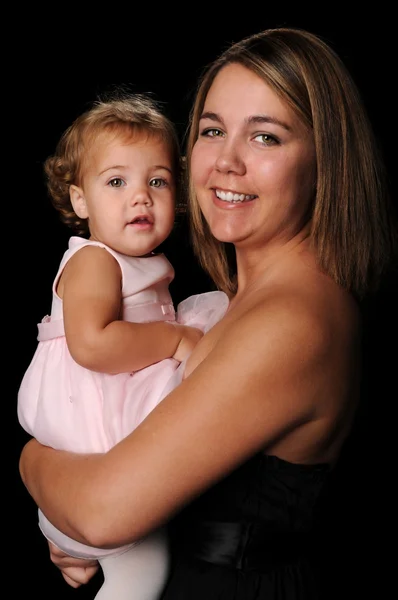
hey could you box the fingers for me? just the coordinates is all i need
[48,541,99,588]
[62,570,82,589]
[61,565,100,588]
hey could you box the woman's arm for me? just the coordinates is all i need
[62,245,202,373]
[20,294,335,548]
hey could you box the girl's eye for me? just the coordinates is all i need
[200,128,224,138]
[253,133,278,146]
[108,177,125,188]
[150,177,168,188]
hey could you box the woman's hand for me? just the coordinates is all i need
[48,541,99,588]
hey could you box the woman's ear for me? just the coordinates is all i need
[70,185,89,219]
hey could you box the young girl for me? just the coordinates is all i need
[17,93,228,600]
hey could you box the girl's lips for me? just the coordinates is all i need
[128,215,153,225]
[127,217,154,230]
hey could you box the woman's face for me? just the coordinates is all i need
[191,63,316,249]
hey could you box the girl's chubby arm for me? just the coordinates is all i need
[61,245,202,373]
[20,295,331,549]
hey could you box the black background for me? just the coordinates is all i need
[15,9,397,599]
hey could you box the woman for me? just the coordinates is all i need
[19,27,397,599]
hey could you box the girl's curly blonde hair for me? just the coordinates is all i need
[44,92,181,236]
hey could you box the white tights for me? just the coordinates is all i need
[95,529,170,600]
[39,509,170,599]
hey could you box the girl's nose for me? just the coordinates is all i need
[131,189,152,207]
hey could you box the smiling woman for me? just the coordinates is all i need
[19,28,397,600]
[191,63,316,249]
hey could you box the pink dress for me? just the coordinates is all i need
[18,236,229,453]
[17,236,229,560]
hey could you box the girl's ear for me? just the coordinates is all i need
[70,185,89,219]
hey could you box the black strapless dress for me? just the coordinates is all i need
[160,453,331,599]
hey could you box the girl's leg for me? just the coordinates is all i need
[95,528,170,600]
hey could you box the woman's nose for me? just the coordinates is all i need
[214,142,246,175]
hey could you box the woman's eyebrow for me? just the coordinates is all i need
[199,111,224,124]
[199,111,291,131]
[247,114,291,131]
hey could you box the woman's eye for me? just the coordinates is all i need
[150,177,167,188]
[253,133,278,146]
[108,177,125,188]
[201,128,224,138]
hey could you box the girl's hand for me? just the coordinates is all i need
[172,325,204,362]
[48,541,99,588]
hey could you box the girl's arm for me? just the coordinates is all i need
[20,292,339,549]
[61,245,202,373]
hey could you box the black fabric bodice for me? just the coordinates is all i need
[161,453,331,599]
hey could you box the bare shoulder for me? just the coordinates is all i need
[228,266,361,460]
[60,243,121,293]
[66,243,118,271]
[189,260,360,379]
[183,265,361,461]
[223,268,359,366]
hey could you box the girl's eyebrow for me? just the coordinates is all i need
[199,111,291,132]
[98,164,173,176]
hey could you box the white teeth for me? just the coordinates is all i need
[215,190,256,203]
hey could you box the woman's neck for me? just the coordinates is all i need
[234,230,313,296]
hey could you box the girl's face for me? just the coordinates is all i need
[191,63,316,251]
[70,132,176,257]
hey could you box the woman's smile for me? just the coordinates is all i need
[191,63,316,245]
[214,188,258,203]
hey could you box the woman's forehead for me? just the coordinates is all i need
[202,63,305,133]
